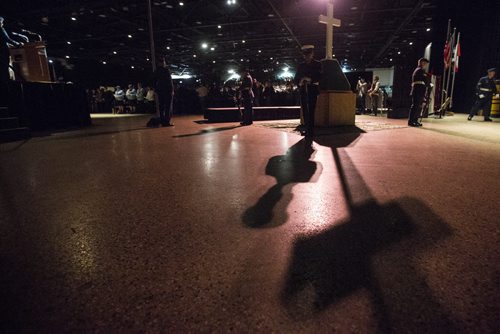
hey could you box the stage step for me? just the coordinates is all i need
[0,127,31,142]
[0,117,20,130]
[0,106,9,118]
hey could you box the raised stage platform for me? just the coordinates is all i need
[206,106,300,122]
[5,81,92,132]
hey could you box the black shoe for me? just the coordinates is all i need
[408,122,419,127]
[416,122,423,127]
[484,118,493,122]
[467,115,473,121]
[161,122,174,126]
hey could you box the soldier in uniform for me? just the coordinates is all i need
[408,58,430,127]
[240,71,254,126]
[368,76,381,116]
[468,68,498,122]
[294,45,321,137]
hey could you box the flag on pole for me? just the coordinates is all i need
[443,32,453,69]
[454,33,461,73]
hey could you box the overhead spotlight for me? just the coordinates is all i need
[228,69,235,74]
[166,46,170,50]
[193,54,197,57]
[49,59,54,63]
[65,55,70,59]
[217,25,222,29]
[210,47,215,51]
[201,43,208,49]
[66,41,71,45]
[227,0,236,5]
[179,2,184,6]
[102,61,107,64]
[426,28,431,32]
[398,51,401,54]
[258,50,261,53]
[409,42,413,45]
[71,17,77,21]
[242,40,246,43]
[131,65,135,69]
[128,34,132,38]
[213,60,216,63]
[113,51,117,54]
[240,58,244,61]
[390,58,393,61]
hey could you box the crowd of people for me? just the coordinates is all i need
[355,77,391,115]
[88,83,156,114]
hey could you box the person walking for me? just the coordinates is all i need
[468,68,498,122]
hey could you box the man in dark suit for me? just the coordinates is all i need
[153,56,174,126]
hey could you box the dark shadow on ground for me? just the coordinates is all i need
[173,125,240,138]
[280,135,457,332]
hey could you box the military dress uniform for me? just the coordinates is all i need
[468,69,498,121]
[294,56,321,137]
[409,64,430,126]
[153,65,174,126]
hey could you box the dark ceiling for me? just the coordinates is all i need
[2,0,436,77]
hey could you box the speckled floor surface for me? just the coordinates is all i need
[1,113,499,332]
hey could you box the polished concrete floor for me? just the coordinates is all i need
[1,114,499,332]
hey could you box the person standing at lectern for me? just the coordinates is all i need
[153,56,174,126]
[294,45,321,137]
[0,17,23,82]
[408,58,430,127]
[468,68,498,122]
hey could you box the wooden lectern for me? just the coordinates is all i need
[9,41,51,82]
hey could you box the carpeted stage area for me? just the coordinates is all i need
[0,113,499,332]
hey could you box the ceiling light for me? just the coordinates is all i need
[113,51,117,54]
[426,28,431,32]
[102,61,107,64]
[213,60,216,63]
[242,40,246,43]
[166,46,170,50]
[351,6,358,10]
[49,60,53,63]
[179,2,184,6]
[218,25,222,29]
[66,41,71,45]
[131,66,135,69]
[71,17,77,21]
[201,43,208,49]
[65,55,70,59]
[210,47,215,51]
[258,50,261,53]
[390,58,393,61]
[193,54,197,57]
[128,34,132,38]
[398,51,401,54]
[409,42,413,45]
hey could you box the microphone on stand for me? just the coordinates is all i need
[21,29,42,41]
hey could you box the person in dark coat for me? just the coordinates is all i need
[294,45,321,137]
[153,56,174,126]
[468,68,498,122]
[408,58,430,127]
[1,17,23,82]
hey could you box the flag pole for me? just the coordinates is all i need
[147,0,156,72]
[442,19,451,107]
[444,28,456,108]
[450,32,460,109]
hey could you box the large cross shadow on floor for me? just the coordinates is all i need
[279,133,457,332]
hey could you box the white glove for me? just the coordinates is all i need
[479,94,485,99]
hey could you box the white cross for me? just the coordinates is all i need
[319,0,341,60]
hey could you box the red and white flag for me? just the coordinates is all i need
[443,33,452,69]
[454,33,461,73]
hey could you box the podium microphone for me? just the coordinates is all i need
[21,29,42,41]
